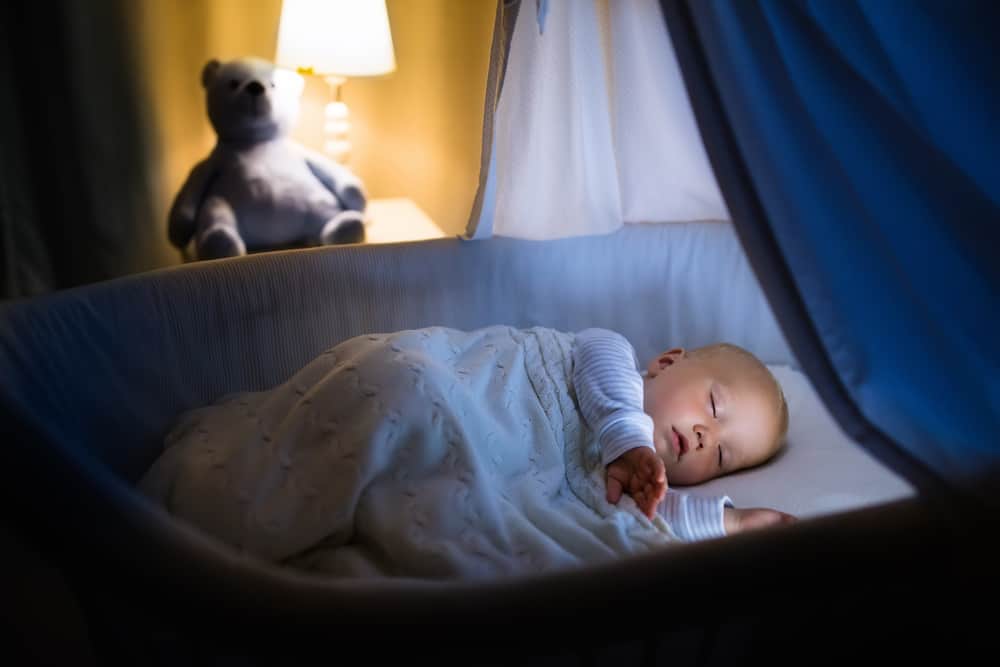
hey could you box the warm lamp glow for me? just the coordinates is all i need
[275,0,396,78]
[274,0,396,163]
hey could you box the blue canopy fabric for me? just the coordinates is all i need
[660,0,999,507]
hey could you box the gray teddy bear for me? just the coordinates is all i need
[168,56,367,261]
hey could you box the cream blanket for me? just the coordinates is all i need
[139,326,678,580]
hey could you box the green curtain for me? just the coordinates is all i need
[0,0,162,300]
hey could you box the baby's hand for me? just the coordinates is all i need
[606,447,667,519]
[723,507,797,535]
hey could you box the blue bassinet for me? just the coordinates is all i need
[2,0,997,664]
[0,222,987,665]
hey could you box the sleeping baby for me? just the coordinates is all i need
[574,327,795,539]
[139,325,795,580]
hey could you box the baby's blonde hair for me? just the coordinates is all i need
[690,342,789,462]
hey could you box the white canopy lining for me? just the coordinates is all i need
[468,0,729,240]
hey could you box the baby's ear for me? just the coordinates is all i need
[647,348,685,377]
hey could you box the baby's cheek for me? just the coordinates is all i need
[671,462,711,486]
[663,460,686,484]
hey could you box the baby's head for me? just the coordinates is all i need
[642,342,788,486]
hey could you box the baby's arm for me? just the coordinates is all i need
[572,328,665,516]
[724,507,796,534]
[659,491,733,541]
[659,495,796,541]
[572,328,656,464]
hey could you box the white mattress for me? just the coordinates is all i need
[690,365,915,520]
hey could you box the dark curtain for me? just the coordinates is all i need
[0,0,161,300]
[661,0,999,507]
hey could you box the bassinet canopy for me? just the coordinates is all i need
[469,0,999,508]
[1,0,997,663]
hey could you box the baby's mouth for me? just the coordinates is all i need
[671,426,689,461]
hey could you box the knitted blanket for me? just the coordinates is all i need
[138,326,678,580]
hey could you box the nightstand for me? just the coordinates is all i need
[363,197,448,244]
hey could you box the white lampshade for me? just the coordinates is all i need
[275,0,396,77]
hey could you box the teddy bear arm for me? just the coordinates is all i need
[168,156,220,250]
[301,148,367,213]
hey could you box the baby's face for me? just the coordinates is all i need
[642,348,780,486]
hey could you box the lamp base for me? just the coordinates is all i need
[324,76,351,163]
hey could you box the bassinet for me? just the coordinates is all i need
[0,222,983,665]
[3,0,997,664]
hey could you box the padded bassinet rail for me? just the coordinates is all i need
[0,225,987,663]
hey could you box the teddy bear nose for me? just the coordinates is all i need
[246,81,265,97]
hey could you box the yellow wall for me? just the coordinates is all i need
[319,0,496,237]
[129,0,495,267]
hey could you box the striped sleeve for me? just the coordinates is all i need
[658,492,734,541]
[572,327,732,542]
[571,328,655,466]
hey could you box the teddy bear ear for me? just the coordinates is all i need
[201,59,221,89]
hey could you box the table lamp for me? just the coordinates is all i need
[275,0,396,163]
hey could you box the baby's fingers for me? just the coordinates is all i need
[648,478,666,507]
[606,475,623,505]
[637,488,657,519]
[645,455,666,483]
[652,461,666,484]
[637,463,665,494]
[632,489,651,518]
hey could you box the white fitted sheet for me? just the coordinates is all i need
[687,365,915,519]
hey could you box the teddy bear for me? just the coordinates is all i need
[168,56,367,261]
